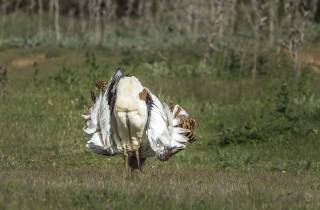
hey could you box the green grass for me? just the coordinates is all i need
[1,44,320,209]
[1,168,320,210]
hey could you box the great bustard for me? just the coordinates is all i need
[82,69,196,172]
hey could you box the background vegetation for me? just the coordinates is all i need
[1,0,320,209]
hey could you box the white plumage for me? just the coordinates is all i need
[82,69,196,172]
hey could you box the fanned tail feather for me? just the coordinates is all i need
[82,69,123,155]
[146,93,197,161]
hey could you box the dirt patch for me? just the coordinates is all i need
[11,54,47,68]
[279,47,320,74]
[299,50,320,74]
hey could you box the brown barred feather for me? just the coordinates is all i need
[95,80,107,92]
[83,80,106,123]
[90,90,96,103]
[174,107,182,118]
[83,80,106,117]
[177,116,196,143]
[83,104,91,115]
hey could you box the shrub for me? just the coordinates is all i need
[52,66,78,90]
[216,76,318,146]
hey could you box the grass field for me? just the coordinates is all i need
[1,44,320,209]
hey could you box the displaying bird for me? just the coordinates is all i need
[82,69,196,172]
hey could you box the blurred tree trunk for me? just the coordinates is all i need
[67,9,75,35]
[269,0,277,44]
[277,0,285,21]
[283,0,307,78]
[232,0,242,35]
[38,0,43,38]
[315,0,320,22]
[1,3,9,39]
[49,0,54,31]
[229,0,238,35]
[79,0,86,34]
[251,0,267,81]
[116,0,128,17]
[94,0,102,45]
[101,0,116,39]
[27,0,36,37]
[54,0,61,44]
[13,0,23,19]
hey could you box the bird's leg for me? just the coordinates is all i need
[131,137,142,172]
[135,150,142,172]
[138,137,144,172]
[123,147,129,175]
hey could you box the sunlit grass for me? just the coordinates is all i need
[1,45,320,209]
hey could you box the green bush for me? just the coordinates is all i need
[52,66,78,90]
[216,74,318,146]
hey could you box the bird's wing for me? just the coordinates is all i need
[82,69,123,155]
[145,92,194,161]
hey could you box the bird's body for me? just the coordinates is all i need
[114,76,149,170]
[82,69,196,172]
